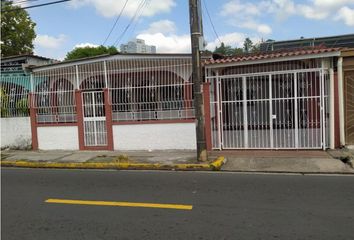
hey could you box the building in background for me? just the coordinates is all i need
[260,34,354,52]
[120,39,156,54]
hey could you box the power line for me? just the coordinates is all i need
[202,0,221,45]
[1,0,71,12]
[11,0,41,6]
[113,0,147,47]
[126,0,150,41]
[102,0,129,46]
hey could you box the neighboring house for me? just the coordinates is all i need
[341,49,354,146]
[120,39,157,54]
[260,34,354,52]
[0,55,56,149]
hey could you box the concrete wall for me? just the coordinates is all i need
[1,117,31,149]
[37,126,79,150]
[113,123,196,150]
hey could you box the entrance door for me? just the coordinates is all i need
[82,91,108,146]
[211,70,328,149]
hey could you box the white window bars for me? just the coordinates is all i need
[32,66,77,123]
[31,56,195,123]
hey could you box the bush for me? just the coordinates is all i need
[16,98,29,115]
[0,88,9,117]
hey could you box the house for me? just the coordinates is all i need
[1,47,353,151]
[0,55,56,149]
[28,53,195,150]
[341,48,354,146]
[260,34,354,52]
[204,47,345,150]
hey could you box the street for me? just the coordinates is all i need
[2,168,354,240]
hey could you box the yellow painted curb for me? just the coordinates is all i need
[209,156,226,170]
[0,156,225,171]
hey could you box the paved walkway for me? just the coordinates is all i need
[1,149,353,174]
[212,150,354,174]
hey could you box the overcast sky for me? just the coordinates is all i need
[25,0,354,60]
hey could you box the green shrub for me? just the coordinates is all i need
[0,88,9,117]
[16,98,29,115]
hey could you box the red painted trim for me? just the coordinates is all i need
[37,123,78,127]
[184,83,193,108]
[112,119,195,125]
[203,83,212,151]
[29,93,38,150]
[104,88,114,151]
[75,90,85,150]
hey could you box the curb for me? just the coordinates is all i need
[0,156,226,171]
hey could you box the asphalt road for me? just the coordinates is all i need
[2,168,354,240]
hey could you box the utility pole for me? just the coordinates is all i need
[189,0,207,162]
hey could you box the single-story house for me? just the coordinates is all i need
[1,47,353,150]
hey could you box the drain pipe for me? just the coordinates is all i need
[329,68,335,149]
[337,57,345,147]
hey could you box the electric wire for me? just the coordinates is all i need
[202,0,222,45]
[1,0,71,12]
[113,0,147,47]
[102,0,129,46]
[126,0,151,42]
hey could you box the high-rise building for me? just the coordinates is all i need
[120,39,156,54]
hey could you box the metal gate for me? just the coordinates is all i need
[210,69,329,149]
[82,91,108,146]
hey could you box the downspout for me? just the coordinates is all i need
[337,57,345,146]
[329,68,335,149]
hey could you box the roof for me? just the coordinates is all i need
[260,33,354,51]
[205,46,342,66]
[30,52,195,71]
[1,54,56,62]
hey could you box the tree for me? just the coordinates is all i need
[1,0,36,57]
[214,42,234,55]
[65,45,118,61]
[243,38,253,53]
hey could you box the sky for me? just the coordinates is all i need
[21,0,354,60]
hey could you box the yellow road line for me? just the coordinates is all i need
[45,198,193,210]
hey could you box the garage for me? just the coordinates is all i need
[205,47,341,150]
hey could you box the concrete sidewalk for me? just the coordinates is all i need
[1,149,353,174]
[212,150,354,174]
[0,150,225,171]
[0,149,200,164]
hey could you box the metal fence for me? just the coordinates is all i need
[106,58,194,121]
[30,56,194,124]
[0,75,31,117]
[32,66,77,123]
[207,59,330,150]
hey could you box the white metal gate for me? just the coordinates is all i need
[82,91,108,146]
[210,69,329,149]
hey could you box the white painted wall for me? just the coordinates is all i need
[37,126,79,150]
[1,117,31,149]
[113,123,196,150]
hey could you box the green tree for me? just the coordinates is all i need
[243,38,253,53]
[1,0,36,57]
[65,45,118,61]
[214,42,234,55]
[16,98,29,115]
